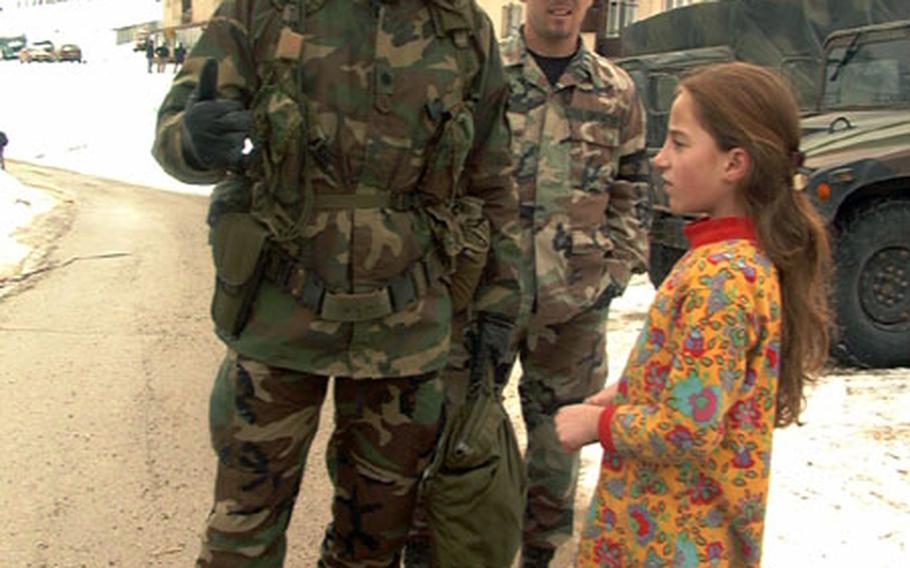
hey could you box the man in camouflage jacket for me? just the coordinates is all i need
[409,0,648,564]
[152,0,521,565]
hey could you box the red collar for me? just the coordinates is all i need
[684,217,757,249]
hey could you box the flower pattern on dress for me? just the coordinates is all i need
[729,398,762,430]
[672,373,720,426]
[665,424,695,451]
[576,218,782,567]
[627,504,656,545]
[644,361,670,398]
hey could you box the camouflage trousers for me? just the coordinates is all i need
[409,295,611,553]
[515,296,612,550]
[198,350,445,567]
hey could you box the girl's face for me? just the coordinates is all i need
[652,89,748,218]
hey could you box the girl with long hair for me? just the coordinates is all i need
[555,61,832,566]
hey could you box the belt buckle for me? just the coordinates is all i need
[320,290,393,322]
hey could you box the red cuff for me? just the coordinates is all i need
[598,404,618,453]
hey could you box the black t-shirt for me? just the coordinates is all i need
[528,48,577,86]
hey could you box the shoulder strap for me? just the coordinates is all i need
[427,0,484,102]
[426,0,474,38]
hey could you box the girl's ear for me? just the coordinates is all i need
[724,147,751,183]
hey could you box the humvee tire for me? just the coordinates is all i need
[833,198,910,367]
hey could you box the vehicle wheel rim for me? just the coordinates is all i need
[859,246,910,328]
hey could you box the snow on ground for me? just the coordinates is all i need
[0,48,206,195]
[0,168,56,275]
[0,8,908,566]
[1,1,209,276]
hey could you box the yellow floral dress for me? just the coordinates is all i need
[577,217,782,567]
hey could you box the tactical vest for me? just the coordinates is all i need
[242,0,491,321]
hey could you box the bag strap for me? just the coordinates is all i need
[427,0,483,104]
[258,0,315,245]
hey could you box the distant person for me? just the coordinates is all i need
[145,37,156,73]
[555,62,833,567]
[145,38,154,74]
[155,42,170,73]
[0,130,7,170]
[172,42,186,73]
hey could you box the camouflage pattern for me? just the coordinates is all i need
[201,350,445,566]
[475,32,649,551]
[153,0,521,379]
[500,33,648,328]
[515,297,612,550]
[152,0,520,564]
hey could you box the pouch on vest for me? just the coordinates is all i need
[449,195,490,313]
[209,213,270,338]
[421,101,475,203]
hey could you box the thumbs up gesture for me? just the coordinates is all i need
[180,58,252,172]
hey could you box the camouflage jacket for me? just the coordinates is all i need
[500,32,648,326]
[153,0,521,378]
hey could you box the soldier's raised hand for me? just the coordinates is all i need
[181,58,252,172]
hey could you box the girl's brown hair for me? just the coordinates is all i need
[680,62,832,427]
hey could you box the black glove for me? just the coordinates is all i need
[593,281,622,310]
[181,58,252,172]
[466,312,515,390]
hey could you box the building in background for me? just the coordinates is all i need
[162,0,217,27]
[156,0,217,53]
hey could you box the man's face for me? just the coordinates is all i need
[523,0,593,48]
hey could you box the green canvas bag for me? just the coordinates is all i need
[420,327,526,567]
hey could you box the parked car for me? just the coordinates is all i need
[18,45,55,63]
[31,39,55,53]
[0,35,26,60]
[57,43,82,63]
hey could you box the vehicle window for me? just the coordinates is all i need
[824,37,910,108]
[626,69,647,102]
[650,73,678,114]
[780,56,819,112]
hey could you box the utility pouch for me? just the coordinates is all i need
[209,213,270,338]
[421,102,475,203]
[449,196,490,313]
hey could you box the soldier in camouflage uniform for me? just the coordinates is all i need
[502,2,649,563]
[152,0,521,565]
[408,0,649,565]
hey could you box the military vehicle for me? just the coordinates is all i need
[608,0,910,367]
[799,20,909,367]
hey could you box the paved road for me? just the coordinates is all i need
[3,162,907,567]
[0,162,333,566]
